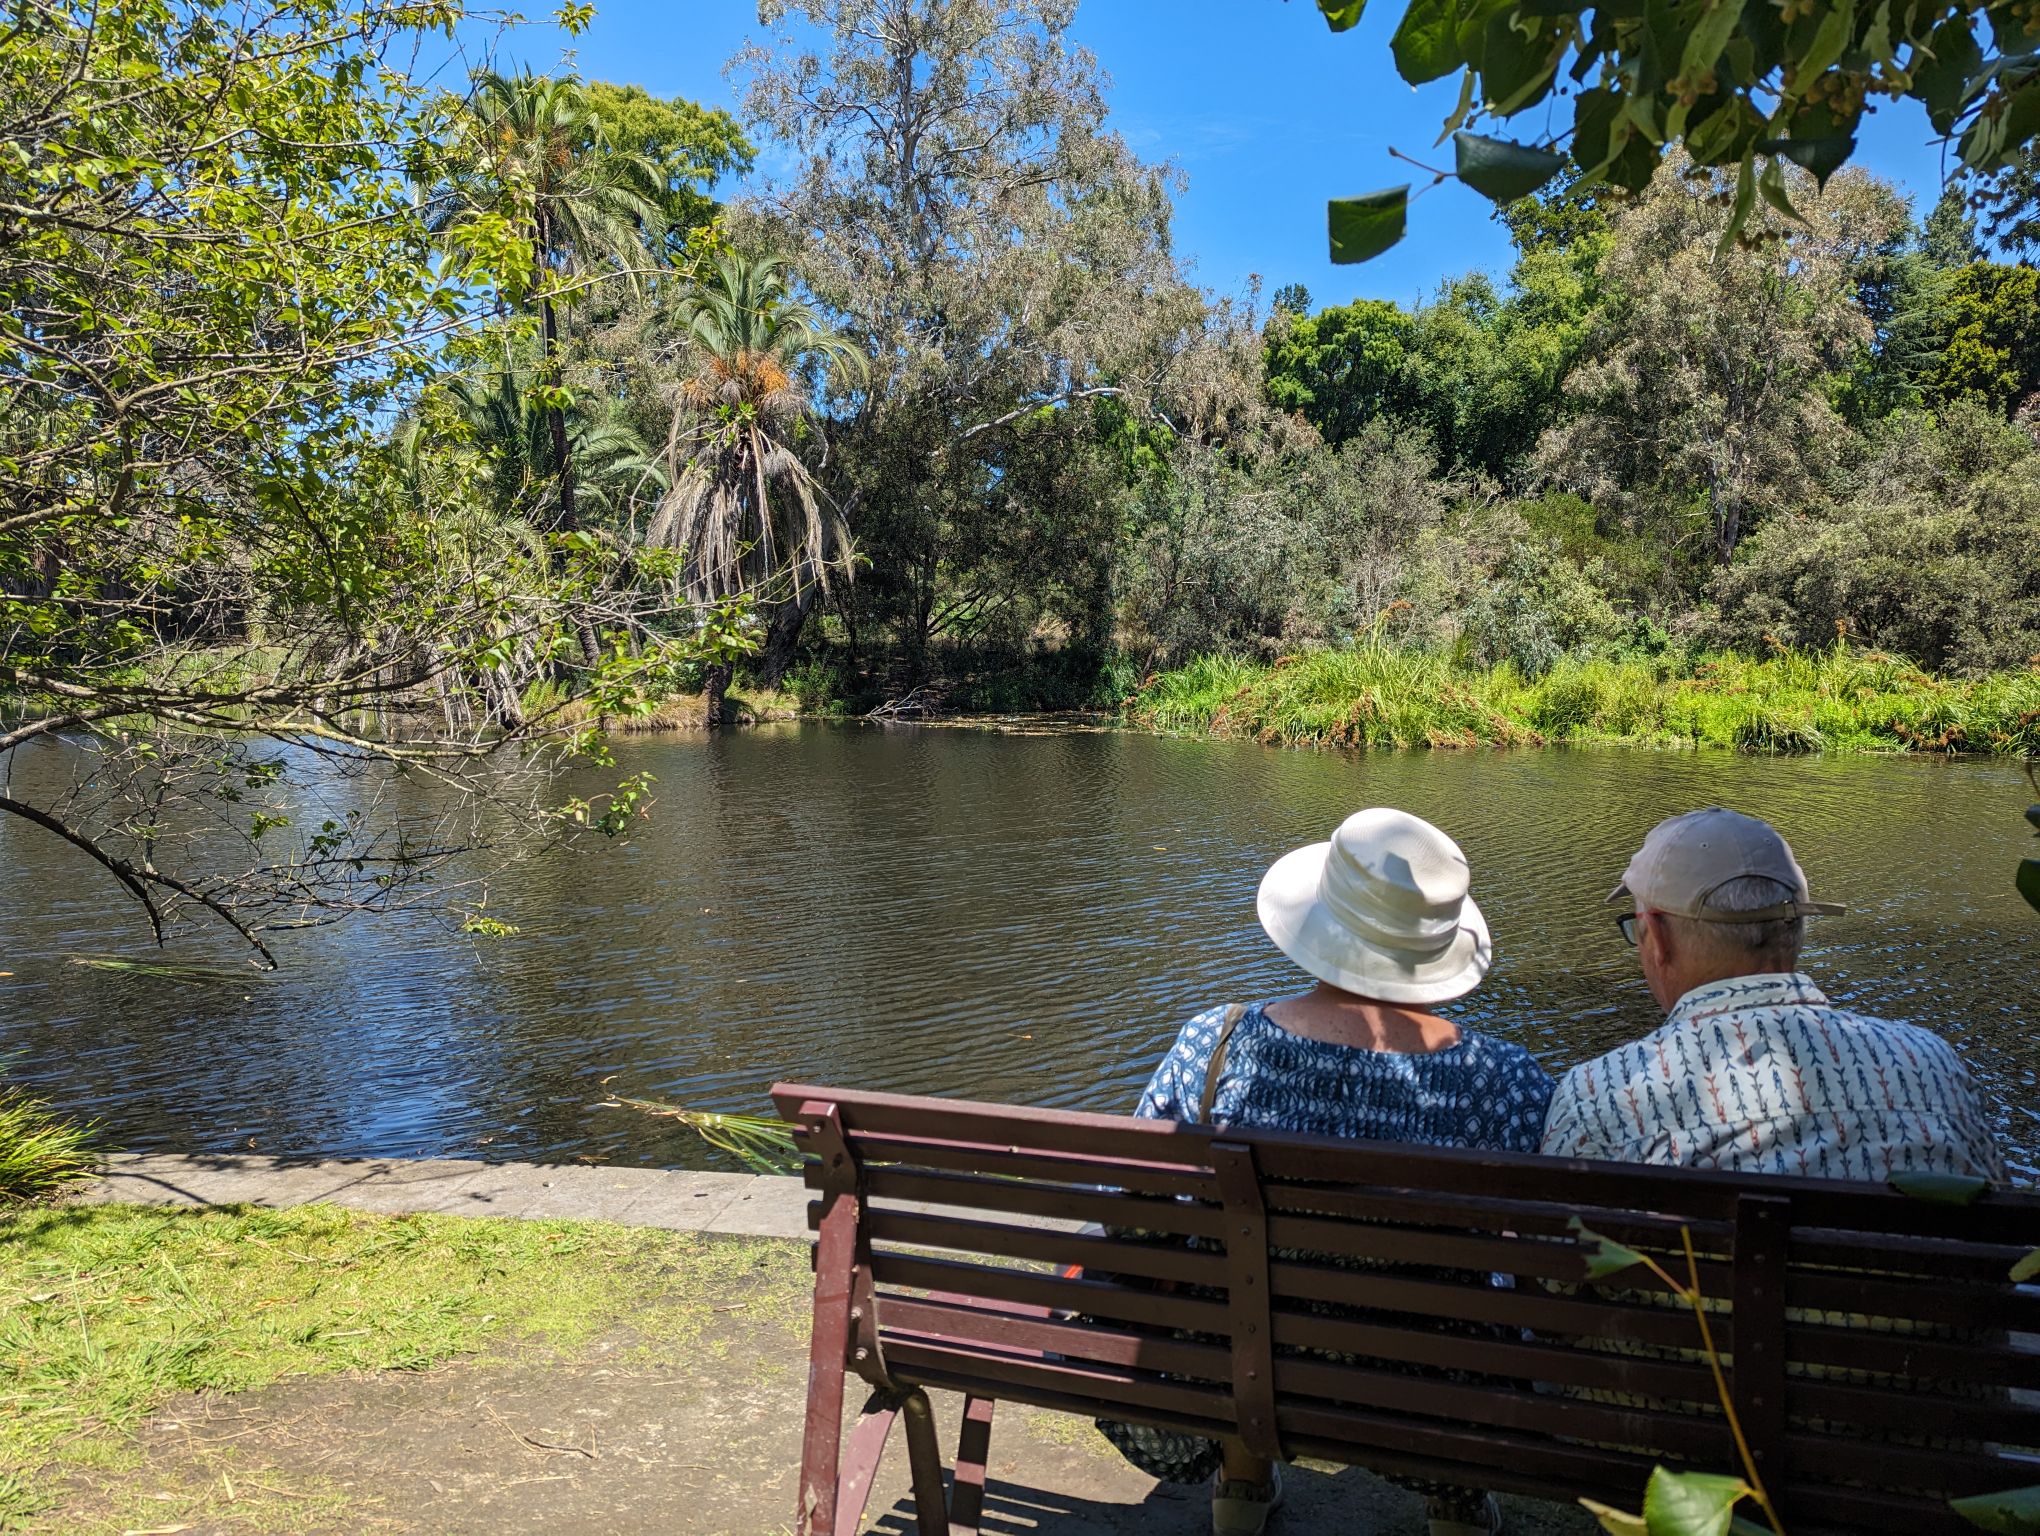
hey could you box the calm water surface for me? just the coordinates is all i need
[2,725,2034,1175]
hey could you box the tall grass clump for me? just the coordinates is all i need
[1129,643,2040,757]
[0,1075,98,1202]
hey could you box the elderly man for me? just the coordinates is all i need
[1542,806,2004,1181]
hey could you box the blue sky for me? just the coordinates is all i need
[487,0,1968,312]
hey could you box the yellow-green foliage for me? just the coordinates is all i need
[0,1080,97,1202]
[1132,645,2040,756]
[0,1203,765,1524]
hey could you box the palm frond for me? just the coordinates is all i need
[602,1096,801,1174]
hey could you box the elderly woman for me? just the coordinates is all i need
[1105,807,1552,1536]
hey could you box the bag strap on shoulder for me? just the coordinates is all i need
[1197,1003,1250,1125]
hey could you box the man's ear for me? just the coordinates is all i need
[1640,908,1673,962]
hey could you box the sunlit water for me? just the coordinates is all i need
[2,723,2034,1176]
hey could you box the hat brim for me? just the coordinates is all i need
[1256,841,1492,1006]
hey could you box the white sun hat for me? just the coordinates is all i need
[1256,807,1492,1006]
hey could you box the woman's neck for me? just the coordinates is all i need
[1261,982,1463,1054]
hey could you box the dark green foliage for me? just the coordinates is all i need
[1308,0,2039,259]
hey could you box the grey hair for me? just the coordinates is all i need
[1674,874,1805,960]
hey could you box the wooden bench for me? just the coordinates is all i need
[771,1082,2040,1536]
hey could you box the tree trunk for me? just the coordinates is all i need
[703,660,732,729]
[758,585,820,686]
[538,272,602,669]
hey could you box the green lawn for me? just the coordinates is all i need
[0,1202,787,1529]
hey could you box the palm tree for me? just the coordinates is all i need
[648,250,863,722]
[420,69,665,662]
[398,353,665,530]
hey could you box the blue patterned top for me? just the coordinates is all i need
[1135,1001,1555,1151]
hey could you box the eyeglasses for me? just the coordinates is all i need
[1616,913,1641,947]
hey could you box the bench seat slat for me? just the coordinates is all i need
[828,1163,1227,1239]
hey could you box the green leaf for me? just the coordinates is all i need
[1317,0,1368,30]
[1569,1217,1647,1280]
[2009,1248,2040,1283]
[1796,0,1858,84]
[1579,1497,1649,1536]
[1767,133,1856,187]
[1890,1171,1991,1205]
[1454,131,1567,201]
[1756,156,1804,223]
[1605,130,1664,193]
[1328,187,1409,263]
[1950,1484,2040,1534]
[1679,0,1748,83]
[1717,154,1758,255]
[1392,0,1467,83]
[1642,1468,1755,1536]
[2018,857,2040,915]
[1573,86,1623,170]
[1727,1520,1775,1536]
[1687,97,1763,165]
[1481,12,1565,115]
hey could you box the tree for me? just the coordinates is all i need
[1927,263,2040,415]
[1536,162,1899,563]
[1263,298,1421,449]
[583,82,755,258]
[739,0,1225,672]
[648,251,862,722]
[0,0,677,959]
[399,348,666,532]
[420,70,665,661]
[1306,0,2040,261]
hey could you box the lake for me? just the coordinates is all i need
[2,724,2034,1176]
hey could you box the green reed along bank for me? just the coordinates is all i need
[1128,647,2040,756]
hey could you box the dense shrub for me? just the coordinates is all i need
[1711,415,2040,673]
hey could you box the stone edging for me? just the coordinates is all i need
[77,1152,811,1239]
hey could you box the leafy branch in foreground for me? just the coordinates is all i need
[0,0,736,962]
[1570,1219,1784,1536]
[1310,0,2040,262]
[1573,1218,2040,1535]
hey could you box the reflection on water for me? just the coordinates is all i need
[2,724,2034,1176]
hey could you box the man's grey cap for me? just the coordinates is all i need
[1608,806,1846,922]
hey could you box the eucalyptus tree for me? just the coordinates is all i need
[419,70,666,616]
[648,251,862,722]
[737,0,1243,668]
[1536,161,1904,565]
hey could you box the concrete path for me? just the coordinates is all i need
[81,1152,813,1238]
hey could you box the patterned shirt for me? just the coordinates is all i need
[1137,1001,1554,1151]
[1540,972,2005,1182]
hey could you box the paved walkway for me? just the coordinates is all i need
[82,1152,813,1237]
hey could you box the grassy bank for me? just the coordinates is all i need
[1130,646,2040,756]
[0,1077,97,1202]
[0,1203,800,1530]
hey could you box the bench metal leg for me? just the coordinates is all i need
[901,1388,952,1536]
[949,1395,996,1536]
[833,1402,901,1536]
